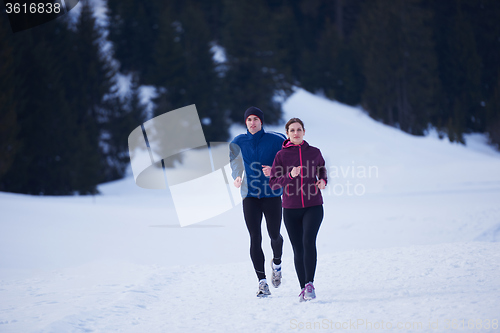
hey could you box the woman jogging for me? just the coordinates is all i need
[269,118,327,302]
[230,107,286,297]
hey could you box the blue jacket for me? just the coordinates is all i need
[230,128,286,198]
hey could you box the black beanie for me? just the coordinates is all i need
[244,106,264,124]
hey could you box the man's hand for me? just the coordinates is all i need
[262,165,271,177]
[234,176,242,188]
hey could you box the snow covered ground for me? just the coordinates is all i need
[1,89,500,332]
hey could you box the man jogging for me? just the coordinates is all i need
[230,106,286,297]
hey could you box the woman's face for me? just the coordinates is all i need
[287,122,305,145]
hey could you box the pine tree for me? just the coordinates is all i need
[149,4,186,112]
[0,15,79,194]
[316,18,341,99]
[426,0,482,143]
[294,0,364,105]
[292,0,324,93]
[486,73,500,149]
[100,74,146,181]
[221,0,291,125]
[149,2,227,141]
[0,17,19,182]
[333,40,364,106]
[181,2,226,141]
[64,0,116,194]
[107,0,162,77]
[1,0,119,195]
[356,0,439,135]
[460,0,500,133]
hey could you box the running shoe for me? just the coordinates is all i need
[298,288,307,302]
[304,282,316,300]
[257,279,271,297]
[270,261,282,288]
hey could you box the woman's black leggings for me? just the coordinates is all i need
[283,205,324,289]
[243,196,283,280]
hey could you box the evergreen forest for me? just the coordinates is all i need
[1,0,499,195]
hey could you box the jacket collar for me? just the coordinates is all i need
[246,128,265,140]
[283,138,308,149]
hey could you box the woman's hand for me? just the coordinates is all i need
[316,179,326,189]
[234,176,242,188]
[290,166,302,178]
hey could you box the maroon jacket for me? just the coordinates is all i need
[269,139,327,209]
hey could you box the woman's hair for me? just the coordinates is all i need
[285,118,305,133]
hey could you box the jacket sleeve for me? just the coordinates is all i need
[317,151,328,185]
[229,142,244,180]
[269,152,294,189]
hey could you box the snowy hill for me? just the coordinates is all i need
[1,89,500,332]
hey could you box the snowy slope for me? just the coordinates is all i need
[1,89,500,332]
[1,243,499,333]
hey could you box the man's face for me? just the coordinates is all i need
[246,115,262,134]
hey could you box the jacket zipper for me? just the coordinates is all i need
[299,145,304,208]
